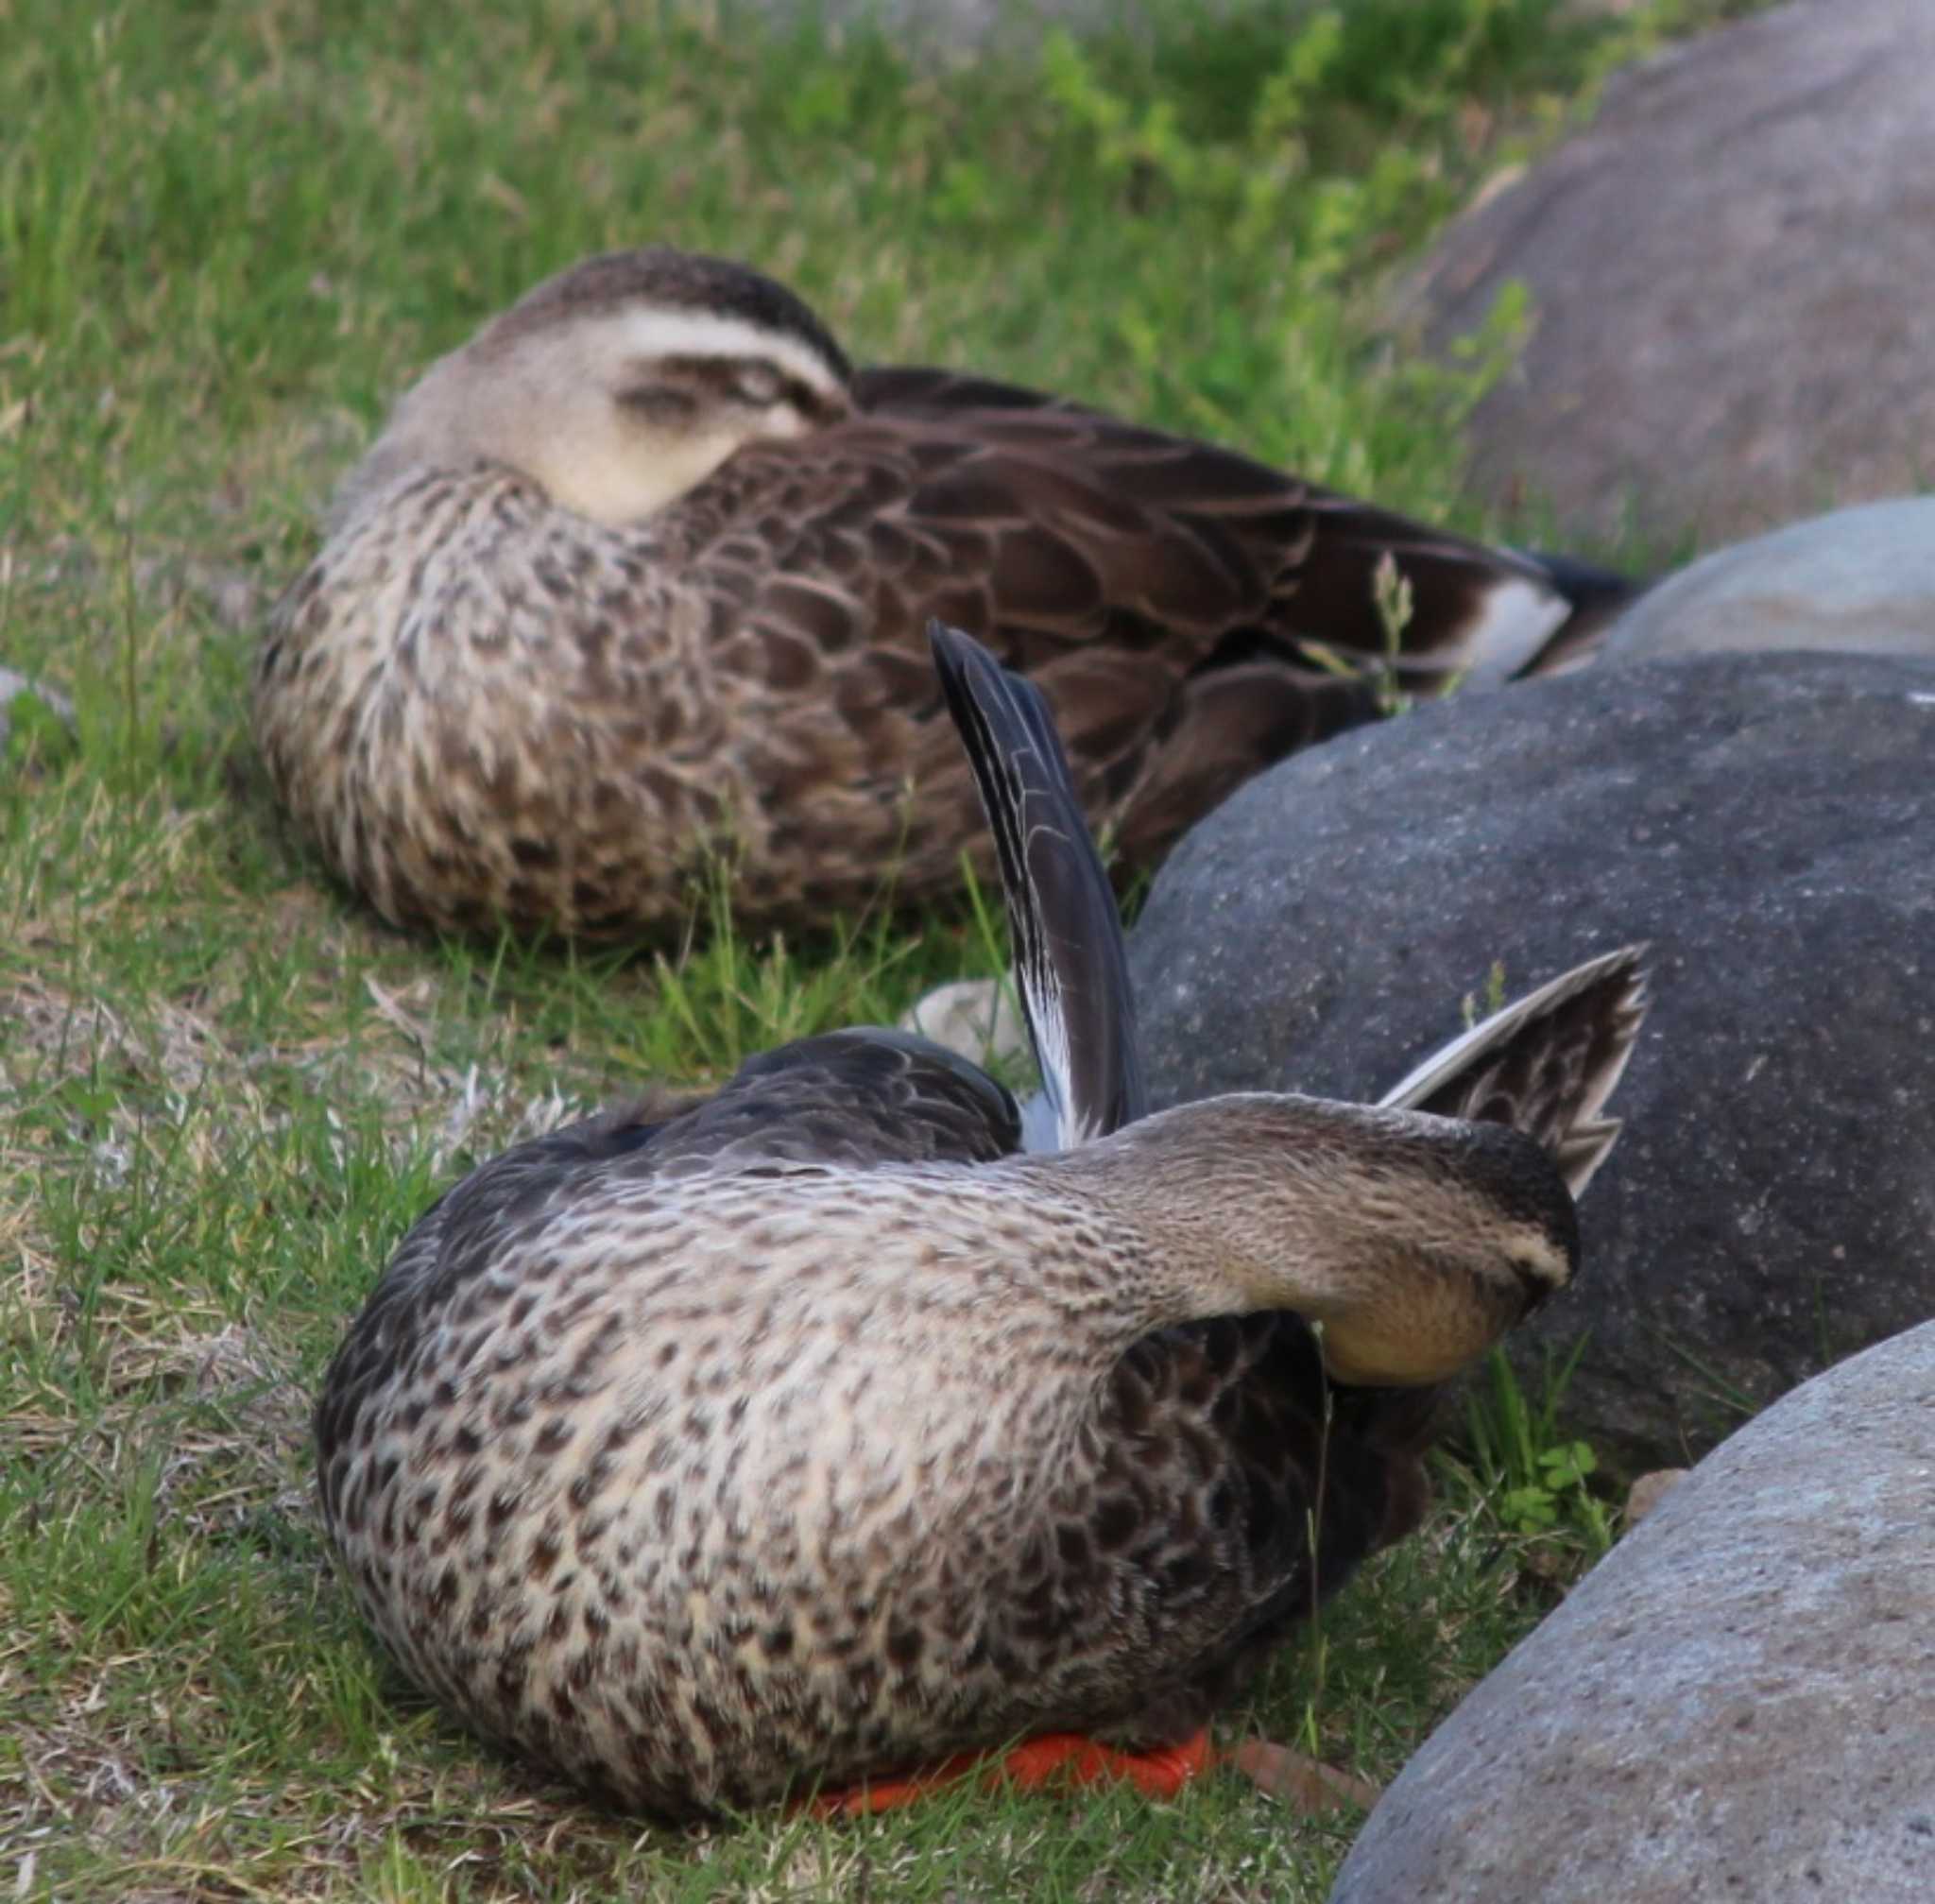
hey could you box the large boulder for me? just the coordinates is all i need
[1328,1320,1935,1904]
[1128,652,1935,1469]
[1601,499,1935,665]
[1403,0,1935,545]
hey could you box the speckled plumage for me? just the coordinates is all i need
[256,246,1635,939]
[314,626,1649,1816]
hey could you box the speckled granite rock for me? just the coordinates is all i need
[1330,1320,1935,1904]
[1403,0,1935,543]
[1130,651,1935,1468]
[1601,499,1935,664]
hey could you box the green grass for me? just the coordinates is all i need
[3,0,1762,1895]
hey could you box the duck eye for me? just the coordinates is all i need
[617,385,697,426]
[731,364,783,406]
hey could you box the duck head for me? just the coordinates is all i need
[1059,1092,1581,1388]
[334,246,855,528]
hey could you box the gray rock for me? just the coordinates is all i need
[0,667,76,755]
[1619,1466,1686,1527]
[1129,652,1935,1468]
[1602,499,1935,664]
[1402,0,1935,545]
[899,976,1029,1073]
[1329,1320,1935,1904]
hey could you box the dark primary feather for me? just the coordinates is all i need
[929,620,1145,1148]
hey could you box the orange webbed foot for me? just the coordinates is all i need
[808,1727,1217,1817]
[994,1728,1214,1798]
[808,1748,989,1817]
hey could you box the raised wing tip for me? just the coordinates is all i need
[1378,944,1647,1112]
[1562,945,1651,1141]
[1378,942,1652,1194]
[1555,1115,1624,1200]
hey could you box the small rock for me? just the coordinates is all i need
[1621,1467,1687,1526]
[899,976,1029,1074]
[0,667,77,755]
[1402,0,1935,543]
[1601,499,1935,665]
[1329,1321,1935,1904]
[1129,652,1935,1469]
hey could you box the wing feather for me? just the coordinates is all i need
[929,621,1145,1148]
[1378,946,1650,1196]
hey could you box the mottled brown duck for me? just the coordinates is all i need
[314,621,1649,1819]
[257,245,1633,940]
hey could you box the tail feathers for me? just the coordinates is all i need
[1378,945,1650,1197]
[928,620,1146,1148]
[1385,542,1637,685]
[1294,499,1641,688]
[1510,546,1647,674]
[1516,546,1644,620]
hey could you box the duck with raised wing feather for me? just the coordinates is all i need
[256,245,1633,940]
[313,621,1649,1818]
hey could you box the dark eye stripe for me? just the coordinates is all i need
[616,386,698,424]
[634,354,838,420]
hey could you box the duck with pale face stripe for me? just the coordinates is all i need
[256,245,1633,940]
[313,620,1649,1818]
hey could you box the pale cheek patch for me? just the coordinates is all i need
[1518,1241,1573,1291]
[539,425,745,526]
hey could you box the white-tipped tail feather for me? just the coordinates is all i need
[1449,574,1574,686]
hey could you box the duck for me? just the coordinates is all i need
[313,617,1649,1819]
[256,245,1634,941]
